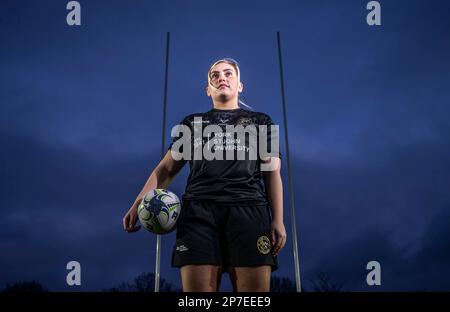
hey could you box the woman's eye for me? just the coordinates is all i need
[225,72,232,77]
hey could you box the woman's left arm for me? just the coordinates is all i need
[262,157,287,256]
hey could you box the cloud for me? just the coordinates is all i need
[1,0,450,292]
[306,205,450,291]
[0,130,188,290]
[291,129,450,290]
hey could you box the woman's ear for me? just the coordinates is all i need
[206,85,211,97]
[238,82,244,93]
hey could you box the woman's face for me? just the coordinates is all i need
[206,62,243,101]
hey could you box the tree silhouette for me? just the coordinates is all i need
[2,281,48,292]
[103,272,181,292]
[0,273,346,292]
[308,271,348,292]
[270,275,299,292]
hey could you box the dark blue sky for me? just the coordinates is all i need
[1,0,450,291]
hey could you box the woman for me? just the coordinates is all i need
[123,58,286,292]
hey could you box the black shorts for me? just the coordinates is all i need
[171,200,278,272]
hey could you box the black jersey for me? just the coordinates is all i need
[169,107,280,205]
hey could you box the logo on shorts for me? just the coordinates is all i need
[176,245,189,252]
[257,236,271,255]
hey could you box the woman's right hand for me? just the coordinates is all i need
[123,199,142,233]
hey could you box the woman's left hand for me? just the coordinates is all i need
[270,220,287,256]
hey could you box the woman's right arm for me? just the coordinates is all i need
[122,150,186,232]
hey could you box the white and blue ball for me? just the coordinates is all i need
[137,189,181,234]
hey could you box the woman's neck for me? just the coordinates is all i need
[212,99,239,110]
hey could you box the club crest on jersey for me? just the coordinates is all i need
[237,117,253,126]
[257,236,271,255]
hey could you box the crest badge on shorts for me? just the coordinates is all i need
[257,235,271,254]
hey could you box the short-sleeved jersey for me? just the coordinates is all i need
[169,107,280,205]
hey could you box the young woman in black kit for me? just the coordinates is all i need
[123,58,286,292]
